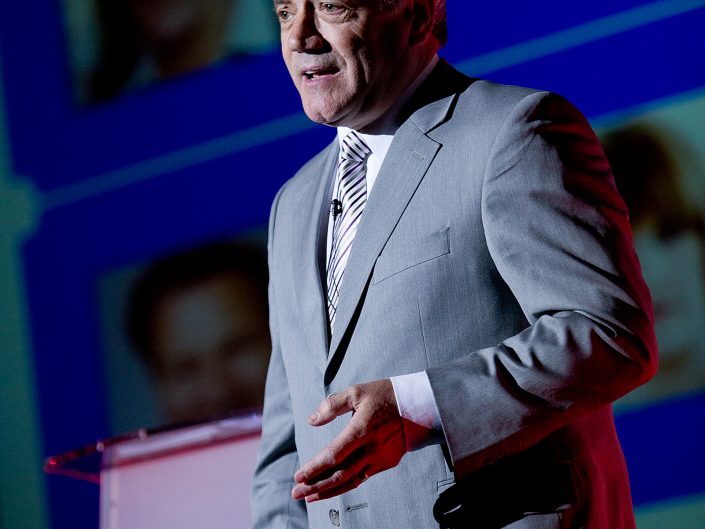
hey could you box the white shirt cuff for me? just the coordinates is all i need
[390,371,444,452]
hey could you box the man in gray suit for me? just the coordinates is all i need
[252,1,657,528]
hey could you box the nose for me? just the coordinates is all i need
[287,5,325,53]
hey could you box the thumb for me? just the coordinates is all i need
[309,391,353,426]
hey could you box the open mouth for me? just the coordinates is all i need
[302,67,339,80]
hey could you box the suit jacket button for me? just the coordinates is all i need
[329,508,340,526]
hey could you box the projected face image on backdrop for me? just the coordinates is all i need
[95,240,271,432]
[61,0,280,103]
[598,96,705,410]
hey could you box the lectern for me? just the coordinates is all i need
[45,414,262,529]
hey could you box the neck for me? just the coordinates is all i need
[357,51,440,135]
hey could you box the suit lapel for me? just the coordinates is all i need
[325,85,460,378]
[293,141,338,368]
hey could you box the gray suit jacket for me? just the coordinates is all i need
[252,63,657,529]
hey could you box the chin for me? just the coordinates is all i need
[303,110,332,124]
[302,105,344,126]
[300,92,355,124]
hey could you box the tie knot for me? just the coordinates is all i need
[340,131,371,164]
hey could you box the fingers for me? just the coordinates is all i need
[294,421,365,484]
[308,391,354,426]
[292,454,370,501]
[299,469,371,502]
[293,380,406,503]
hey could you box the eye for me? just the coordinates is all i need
[277,9,291,21]
[321,3,343,14]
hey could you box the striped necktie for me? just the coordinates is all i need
[326,131,371,330]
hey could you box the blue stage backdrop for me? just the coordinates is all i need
[0,1,704,528]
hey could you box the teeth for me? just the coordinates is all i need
[304,69,334,79]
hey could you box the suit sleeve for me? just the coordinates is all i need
[251,185,308,529]
[425,91,658,478]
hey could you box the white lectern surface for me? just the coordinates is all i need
[46,414,262,529]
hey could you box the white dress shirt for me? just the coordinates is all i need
[329,56,443,452]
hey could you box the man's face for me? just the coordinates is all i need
[276,0,416,130]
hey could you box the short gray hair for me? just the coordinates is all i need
[382,0,447,46]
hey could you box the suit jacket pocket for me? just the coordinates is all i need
[372,227,451,284]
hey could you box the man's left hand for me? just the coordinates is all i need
[291,379,406,502]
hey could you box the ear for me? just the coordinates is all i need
[408,0,435,45]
